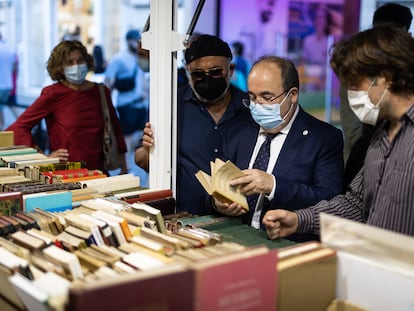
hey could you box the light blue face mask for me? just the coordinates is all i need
[249,91,292,130]
[64,63,88,85]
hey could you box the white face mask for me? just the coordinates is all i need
[347,80,387,126]
[64,63,88,85]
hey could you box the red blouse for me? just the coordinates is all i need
[7,82,127,171]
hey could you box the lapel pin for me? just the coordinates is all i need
[303,130,309,136]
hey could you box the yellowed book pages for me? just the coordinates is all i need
[43,245,84,280]
[75,249,107,272]
[78,174,140,193]
[0,131,14,147]
[0,167,19,176]
[118,242,174,264]
[139,226,186,250]
[278,247,336,270]
[195,158,248,210]
[0,264,26,310]
[119,210,157,230]
[130,202,167,234]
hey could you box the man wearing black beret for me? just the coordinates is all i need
[135,34,256,215]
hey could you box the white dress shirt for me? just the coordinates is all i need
[250,105,299,229]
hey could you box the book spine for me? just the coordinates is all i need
[38,161,86,173]
[52,170,103,184]
[90,225,105,247]
[60,174,107,184]
[39,171,53,184]
[119,219,133,241]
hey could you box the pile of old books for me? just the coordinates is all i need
[0,144,278,311]
[0,193,278,311]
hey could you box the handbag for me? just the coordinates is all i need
[98,84,123,170]
[113,65,137,92]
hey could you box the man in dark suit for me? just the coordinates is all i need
[213,56,344,238]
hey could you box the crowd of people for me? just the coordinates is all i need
[3,2,414,241]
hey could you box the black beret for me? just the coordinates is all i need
[373,3,413,31]
[184,35,232,64]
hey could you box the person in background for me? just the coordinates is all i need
[90,45,107,83]
[301,4,330,92]
[7,40,127,174]
[212,56,343,241]
[263,25,414,239]
[177,32,203,88]
[0,32,18,129]
[340,2,413,186]
[230,41,250,92]
[105,29,149,175]
[135,35,255,215]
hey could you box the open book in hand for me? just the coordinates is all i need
[195,158,249,211]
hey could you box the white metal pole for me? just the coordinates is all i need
[141,0,185,192]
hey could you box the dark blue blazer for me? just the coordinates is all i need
[223,106,344,225]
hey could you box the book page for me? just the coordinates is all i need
[211,158,225,177]
[213,160,248,210]
[195,171,213,195]
[195,159,248,210]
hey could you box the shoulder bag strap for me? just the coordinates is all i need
[98,83,112,143]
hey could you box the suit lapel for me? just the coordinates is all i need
[274,108,310,175]
[239,127,258,169]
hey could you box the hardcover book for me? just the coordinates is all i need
[0,264,26,310]
[0,131,14,147]
[77,174,140,194]
[48,169,103,184]
[31,161,86,181]
[190,246,277,311]
[8,273,50,311]
[0,167,19,176]
[0,192,23,216]
[67,264,194,311]
[277,242,337,311]
[42,245,84,280]
[130,202,167,234]
[0,146,37,156]
[23,191,73,213]
[195,158,248,210]
[115,188,175,215]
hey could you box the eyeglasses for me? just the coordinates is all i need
[242,90,288,108]
[190,68,224,80]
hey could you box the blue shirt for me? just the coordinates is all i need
[176,84,254,215]
[105,50,147,107]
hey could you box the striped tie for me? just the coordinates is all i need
[247,133,279,210]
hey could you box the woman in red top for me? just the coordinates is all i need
[7,40,127,173]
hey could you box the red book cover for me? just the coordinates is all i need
[61,174,107,183]
[53,169,102,180]
[122,189,173,204]
[41,169,90,184]
[67,265,194,311]
[39,170,54,183]
[192,247,278,311]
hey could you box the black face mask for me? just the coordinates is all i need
[128,43,138,53]
[193,76,228,102]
